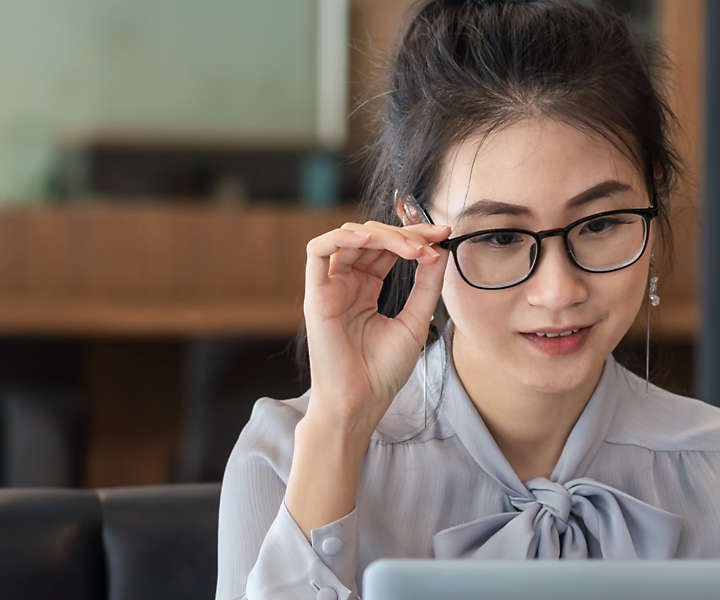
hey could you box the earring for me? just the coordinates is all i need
[645,255,660,393]
[649,275,660,307]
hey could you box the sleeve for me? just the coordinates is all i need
[215,401,361,600]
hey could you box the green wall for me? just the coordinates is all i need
[0,0,317,200]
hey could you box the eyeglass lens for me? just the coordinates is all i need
[455,212,648,288]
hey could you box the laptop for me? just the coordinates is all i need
[362,559,720,600]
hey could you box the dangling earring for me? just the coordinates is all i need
[645,254,660,393]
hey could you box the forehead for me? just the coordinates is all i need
[431,117,645,221]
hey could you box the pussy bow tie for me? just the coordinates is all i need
[432,476,683,559]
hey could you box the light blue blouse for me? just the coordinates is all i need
[215,322,720,600]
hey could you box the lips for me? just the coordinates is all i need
[523,325,590,335]
[532,328,579,338]
[519,325,593,355]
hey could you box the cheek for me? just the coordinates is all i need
[589,263,648,353]
[605,264,648,323]
[441,259,515,341]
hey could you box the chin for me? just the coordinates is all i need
[513,349,603,394]
[521,372,589,395]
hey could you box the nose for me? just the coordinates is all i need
[523,236,589,310]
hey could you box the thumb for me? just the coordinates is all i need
[395,250,450,347]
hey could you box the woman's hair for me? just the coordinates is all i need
[293,0,683,386]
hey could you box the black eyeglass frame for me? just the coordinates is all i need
[409,194,659,290]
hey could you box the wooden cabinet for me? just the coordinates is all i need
[0,203,359,337]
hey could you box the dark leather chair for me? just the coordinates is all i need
[0,482,220,600]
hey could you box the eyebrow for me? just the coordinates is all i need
[454,180,635,223]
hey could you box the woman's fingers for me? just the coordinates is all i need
[356,247,416,281]
[340,221,449,279]
[340,220,449,249]
[306,222,449,286]
[396,247,450,346]
[305,229,374,288]
[329,241,437,278]
[332,221,448,277]
[329,246,383,276]
[352,247,384,269]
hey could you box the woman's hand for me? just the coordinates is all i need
[301,220,451,438]
[286,219,450,539]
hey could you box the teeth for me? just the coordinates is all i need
[534,329,579,338]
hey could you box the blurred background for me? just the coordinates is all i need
[0,0,708,488]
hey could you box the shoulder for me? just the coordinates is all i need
[226,332,452,480]
[226,390,310,483]
[605,356,720,454]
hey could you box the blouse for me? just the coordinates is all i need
[215,321,720,600]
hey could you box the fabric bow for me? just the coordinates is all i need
[432,476,683,559]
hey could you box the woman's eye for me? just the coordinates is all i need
[579,217,632,235]
[470,231,524,247]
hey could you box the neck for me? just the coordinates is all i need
[451,334,604,482]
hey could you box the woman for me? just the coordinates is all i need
[216,1,720,598]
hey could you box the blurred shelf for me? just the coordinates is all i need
[0,202,358,337]
[0,296,698,341]
[0,202,700,341]
[0,299,304,337]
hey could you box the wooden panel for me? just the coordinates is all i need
[654,0,704,341]
[0,203,359,336]
[626,0,704,343]
[347,0,415,152]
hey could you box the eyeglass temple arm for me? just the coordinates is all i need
[404,195,436,225]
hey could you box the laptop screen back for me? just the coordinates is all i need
[362,559,720,600]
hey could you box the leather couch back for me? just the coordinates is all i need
[0,483,220,600]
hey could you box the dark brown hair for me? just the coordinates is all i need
[293,0,682,386]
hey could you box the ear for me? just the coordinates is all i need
[394,190,428,226]
[394,189,411,225]
[652,161,663,184]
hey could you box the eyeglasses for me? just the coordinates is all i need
[406,196,658,290]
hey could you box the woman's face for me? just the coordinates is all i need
[429,117,654,394]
